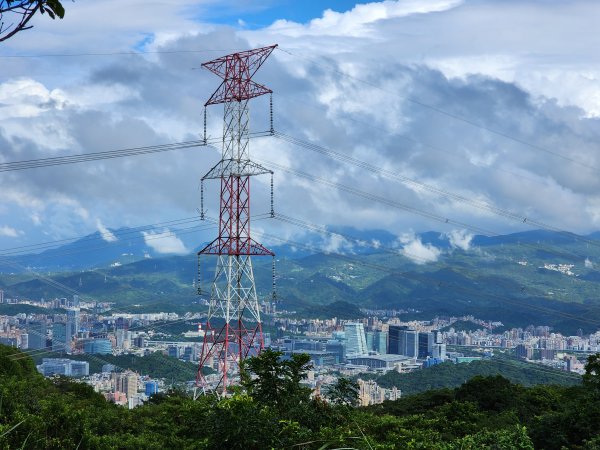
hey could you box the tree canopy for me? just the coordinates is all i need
[0,0,64,42]
[0,345,599,449]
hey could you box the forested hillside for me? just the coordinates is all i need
[1,345,599,449]
[4,228,600,333]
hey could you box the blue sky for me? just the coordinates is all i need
[202,1,367,28]
[1,1,600,263]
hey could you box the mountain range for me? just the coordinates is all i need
[1,226,600,334]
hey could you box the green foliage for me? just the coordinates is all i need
[241,349,313,411]
[0,0,65,43]
[449,425,534,450]
[0,345,42,379]
[9,230,600,332]
[0,345,599,449]
[324,377,359,406]
[583,353,600,392]
[363,358,580,395]
[455,375,521,411]
[39,0,65,19]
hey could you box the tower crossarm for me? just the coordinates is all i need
[202,44,277,106]
[202,159,272,180]
[205,80,272,106]
[198,237,274,256]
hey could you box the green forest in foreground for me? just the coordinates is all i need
[1,345,600,449]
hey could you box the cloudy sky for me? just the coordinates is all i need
[1,0,600,260]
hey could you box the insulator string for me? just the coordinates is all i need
[269,93,274,134]
[200,180,205,220]
[203,106,207,145]
[270,173,275,218]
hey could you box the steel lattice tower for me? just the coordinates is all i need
[196,45,277,393]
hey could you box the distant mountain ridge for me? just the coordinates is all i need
[1,225,598,272]
[3,226,600,334]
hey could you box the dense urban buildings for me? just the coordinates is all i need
[0,293,597,407]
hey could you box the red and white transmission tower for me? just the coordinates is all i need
[196,45,277,393]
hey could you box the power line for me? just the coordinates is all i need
[0,216,200,256]
[0,215,272,320]
[272,131,600,253]
[0,125,595,269]
[0,131,271,172]
[7,215,598,367]
[258,156,600,269]
[0,48,245,59]
[254,217,600,328]
[276,47,600,174]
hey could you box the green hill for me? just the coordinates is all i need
[0,345,599,449]
[360,358,581,396]
[4,229,600,332]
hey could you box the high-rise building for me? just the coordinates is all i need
[388,325,409,355]
[116,329,131,350]
[145,381,159,397]
[66,308,80,352]
[389,386,401,401]
[168,345,180,358]
[0,289,4,303]
[133,336,146,348]
[400,330,418,358]
[37,358,89,377]
[344,322,368,356]
[366,330,388,354]
[365,331,374,352]
[113,371,138,399]
[19,332,28,350]
[83,338,112,355]
[358,379,386,406]
[325,340,345,363]
[374,330,388,354]
[27,321,47,350]
[418,332,435,359]
[515,344,533,359]
[52,323,67,352]
[115,317,129,330]
[432,343,447,360]
[389,327,420,357]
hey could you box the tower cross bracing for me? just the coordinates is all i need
[197,44,277,393]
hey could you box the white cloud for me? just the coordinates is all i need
[96,219,117,242]
[446,229,473,251]
[142,229,188,255]
[0,78,66,119]
[269,0,462,37]
[0,226,22,238]
[30,213,42,226]
[3,1,600,252]
[322,233,353,254]
[399,233,441,264]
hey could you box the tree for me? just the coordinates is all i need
[0,0,64,43]
[325,377,359,407]
[583,353,600,392]
[241,348,313,411]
